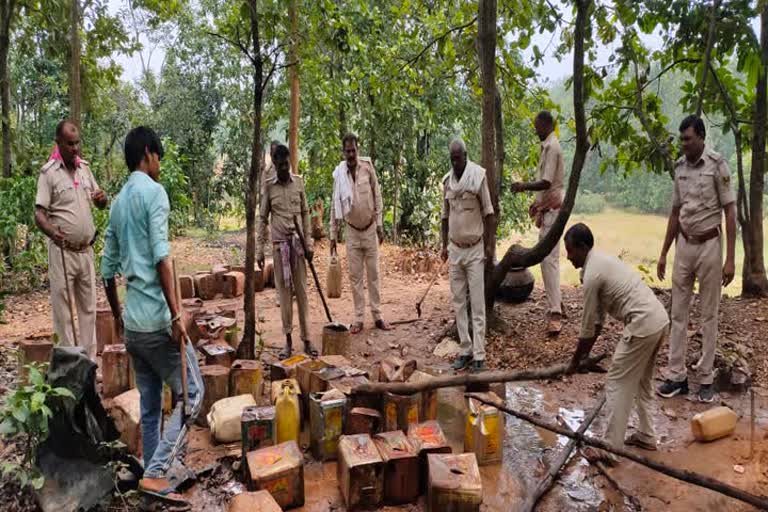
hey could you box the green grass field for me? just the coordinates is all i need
[498,208,758,296]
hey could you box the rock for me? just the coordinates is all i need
[433,338,461,358]
[733,464,745,474]
[109,388,142,457]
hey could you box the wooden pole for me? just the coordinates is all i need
[520,394,606,511]
[466,392,768,510]
[351,354,607,395]
[172,259,188,419]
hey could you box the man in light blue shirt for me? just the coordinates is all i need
[102,126,203,510]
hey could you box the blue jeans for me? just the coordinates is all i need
[125,328,204,479]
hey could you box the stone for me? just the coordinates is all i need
[109,388,142,457]
[433,338,461,358]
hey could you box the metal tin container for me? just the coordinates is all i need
[337,434,384,510]
[246,440,304,509]
[427,453,482,511]
[374,430,420,505]
[309,391,347,461]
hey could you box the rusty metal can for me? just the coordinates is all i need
[373,430,420,505]
[241,405,275,458]
[309,391,347,461]
[407,420,452,493]
[427,453,482,512]
[382,392,421,432]
[346,407,382,435]
[246,440,305,509]
[338,434,384,510]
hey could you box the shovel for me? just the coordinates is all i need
[293,216,350,355]
[172,259,190,421]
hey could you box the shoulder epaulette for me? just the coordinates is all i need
[40,160,59,174]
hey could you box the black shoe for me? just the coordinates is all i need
[470,360,486,373]
[657,379,688,398]
[452,355,473,370]
[698,384,715,403]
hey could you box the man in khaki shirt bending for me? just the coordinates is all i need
[441,139,495,373]
[257,144,316,358]
[511,111,565,334]
[35,120,108,360]
[565,223,670,463]
[330,133,391,334]
[657,115,737,403]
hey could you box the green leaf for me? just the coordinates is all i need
[51,387,75,400]
[31,475,45,490]
[0,419,17,436]
[12,406,29,424]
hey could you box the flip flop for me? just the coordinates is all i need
[139,486,191,510]
[350,323,363,334]
[375,319,392,331]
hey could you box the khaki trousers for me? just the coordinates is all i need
[667,234,722,385]
[538,209,562,315]
[448,241,486,361]
[273,245,310,340]
[605,326,667,450]
[48,243,96,360]
[345,223,382,324]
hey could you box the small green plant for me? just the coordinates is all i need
[0,364,75,490]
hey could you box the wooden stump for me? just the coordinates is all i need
[198,365,230,427]
[95,308,117,354]
[102,344,131,398]
[18,339,53,382]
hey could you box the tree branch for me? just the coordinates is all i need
[206,30,256,66]
[695,0,722,117]
[398,15,478,73]
[467,393,768,511]
[351,354,607,395]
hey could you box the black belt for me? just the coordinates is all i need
[346,219,375,232]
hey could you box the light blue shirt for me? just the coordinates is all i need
[102,171,171,333]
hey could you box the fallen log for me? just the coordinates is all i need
[351,354,607,395]
[520,393,606,512]
[466,392,768,511]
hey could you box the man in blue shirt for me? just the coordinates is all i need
[102,126,203,510]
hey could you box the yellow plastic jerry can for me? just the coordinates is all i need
[275,380,301,444]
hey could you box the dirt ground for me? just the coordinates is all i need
[1,231,768,511]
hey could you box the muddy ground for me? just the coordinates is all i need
[1,231,768,511]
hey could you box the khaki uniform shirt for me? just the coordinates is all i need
[35,159,99,247]
[579,250,669,339]
[441,160,494,246]
[257,174,312,257]
[672,148,736,236]
[330,157,383,241]
[535,132,565,210]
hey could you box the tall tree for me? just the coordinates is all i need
[0,0,17,177]
[69,0,81,126]
[744,0,768,296]
[288,0,299,173]
[486,0,593,308]
[478,0,498,276]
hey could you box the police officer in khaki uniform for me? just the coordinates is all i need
[441,139,495,373]
[565,224,670,464]
[257,144,316,358]
[261,140,283,307]
[511,111,566,335]
[657,115,736,403]
[330,133,391,334]
[35,120,108,360]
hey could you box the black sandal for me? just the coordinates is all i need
[278,346,292,360]
[303,340,319,358]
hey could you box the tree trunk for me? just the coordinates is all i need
[0,0,16,178]
[485,0,592,308]
[393,145,401,244]
[494,87,504,195]
[478,0,498,272]
[744,1,768,297]
[288,0,299,174]
[239,0,264,360]
[69,0,82,127]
